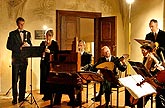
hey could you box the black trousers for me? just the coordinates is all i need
[137,95,151,108]
[98,80,112,106]
[40,60,50,97]
[156,89,165,108]
[53,85,76,104]
[12,63,27,101]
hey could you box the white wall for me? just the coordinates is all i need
[131,0,164,61]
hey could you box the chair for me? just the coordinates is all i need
[80,71,103,103]
[82,80,90,103]
[110,69,126,107]
[110,84,125,107]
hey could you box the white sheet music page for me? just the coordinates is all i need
[119,74,157,99]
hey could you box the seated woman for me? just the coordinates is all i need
[128,44,164,108]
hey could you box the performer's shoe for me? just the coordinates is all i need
[67,101,75,106]
[18,98,28,103]
[74,99,81,106]
[91,95,101,102]
[54,98,61,105]
[12,99,17,105]
[67,101,80,106]
[42,96,51,101]
[105,105,113,108]
[54,102,61,105]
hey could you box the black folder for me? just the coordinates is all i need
[21,46,44,58]
[134,39,153,45]
[128,60,152,78]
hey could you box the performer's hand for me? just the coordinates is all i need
[45,48,50,53]
[97,70,101,74]
[155,64,164,71]
[162,60,165,67]
[120,59,126,65]
[20,42,30,50]
[23,42,30,47]
[20,46,23,50]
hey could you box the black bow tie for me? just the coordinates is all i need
[20,30,24,33]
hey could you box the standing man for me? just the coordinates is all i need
[6,17,32,105]
[145,19,165,60]
[78,40,92,71]
[145,19,165,108]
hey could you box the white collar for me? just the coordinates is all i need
[156,29,159,34]
[18,29,24,32]
[106,55,111,61]
[81,51,84,55]
[153,29,159,34]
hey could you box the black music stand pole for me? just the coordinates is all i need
[96,68,121,107]
[19,46,44,108]
[77,71,103,107]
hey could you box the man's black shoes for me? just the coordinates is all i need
[105,105,113,108]
[42,95,51,101]
[42,96,50,101]
[12,100,17,105]
[54,100,61,106]
[18,98,28,103]
[67,101,81,107]
[91,96,101,102]
[67,101,75,106]
[12,98,28,105]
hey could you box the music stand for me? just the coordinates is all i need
[77,71,103,107]
[19,46,44,107]
[96,62,119,85]
[127,61,157,108]
[96,62,123,108]
[77,71,103,82]
[128,60,152,78]
[134,39,154,45]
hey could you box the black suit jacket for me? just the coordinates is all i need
[6,29,32,64]
[40,40,59,61]
[81,52,92,67]
[145,29,165,56]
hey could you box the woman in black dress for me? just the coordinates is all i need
[40,29,59,101]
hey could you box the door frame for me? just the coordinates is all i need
[56,10,116,64]
[56,10,101,50]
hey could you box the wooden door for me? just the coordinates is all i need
[57,15,80,50]
[94,16,117,62]
[56,10,101,50]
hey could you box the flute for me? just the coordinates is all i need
[42,40,49,60]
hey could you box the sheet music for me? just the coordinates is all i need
[119,74,156,99]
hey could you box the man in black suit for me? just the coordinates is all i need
[6,17,32,105]
[78,40,92,71]
[145,19,165,108]
[75,40,92,105]
[53,40,92,107]
[91,46,127,108]
[145,19,165,60]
